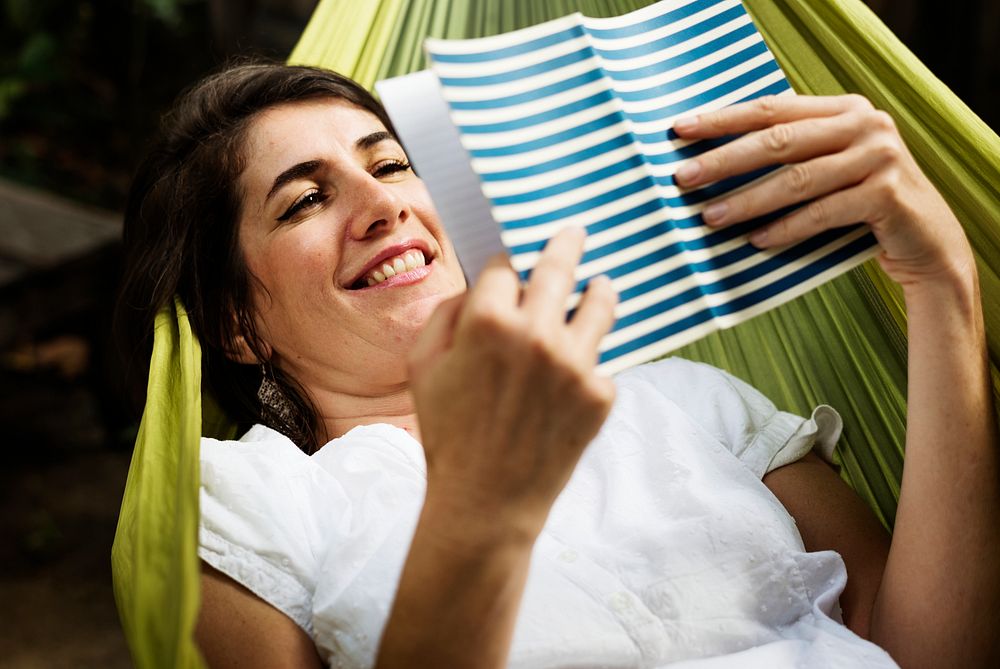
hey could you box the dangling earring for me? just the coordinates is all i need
[257,362,295,426]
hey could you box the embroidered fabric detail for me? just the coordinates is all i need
[199,525,315,636]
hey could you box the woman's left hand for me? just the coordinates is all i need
[674,96,1000,669]
[672,94,975,290]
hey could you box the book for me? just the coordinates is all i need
[375,0,879,374]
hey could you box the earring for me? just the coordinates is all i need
[257,363,296,426]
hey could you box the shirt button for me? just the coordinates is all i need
[558,549,578,563]
[609,591,632,612]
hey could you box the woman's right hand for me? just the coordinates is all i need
[407,226,618,546]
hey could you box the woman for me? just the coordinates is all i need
[116,63,999,668]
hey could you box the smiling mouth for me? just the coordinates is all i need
[349,249,431,289]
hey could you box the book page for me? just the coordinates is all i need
[375,70,505,283]
[380,0,879,374]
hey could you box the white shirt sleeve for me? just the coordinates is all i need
[198,424,341,635]
[623,357,843,478]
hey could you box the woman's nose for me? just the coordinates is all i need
[346,171,411,240]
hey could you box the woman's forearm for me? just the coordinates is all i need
[378,231,616,667]
[374,489,536,669]
[871,267,1000,667]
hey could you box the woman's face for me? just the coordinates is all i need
[236,98,467,392]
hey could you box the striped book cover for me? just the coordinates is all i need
[376,0,879,374]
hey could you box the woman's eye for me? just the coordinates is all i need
[277,190,327,222]
[371,160,412,179]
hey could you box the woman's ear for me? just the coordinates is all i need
[223,312,271,365]
[224,333,261,365]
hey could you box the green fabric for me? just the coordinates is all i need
[113,0,1000,665]
[112,297,205,668]
[292,0,1000,528]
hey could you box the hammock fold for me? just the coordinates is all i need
[112,1,1000,665]
[112,297,204,668]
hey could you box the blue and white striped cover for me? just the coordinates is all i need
[423,0,879,373]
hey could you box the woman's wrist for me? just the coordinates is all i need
[899,253,981,322]
[379,483,537,668]
[418,482,543,558]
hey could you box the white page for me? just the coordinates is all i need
[376,70,505,283]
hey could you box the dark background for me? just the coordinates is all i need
[0,1,996,665]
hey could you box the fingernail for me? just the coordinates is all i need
[702,202,728,224]
[674,115,699,132]
[749,228,769,246]
[675,160,702,185]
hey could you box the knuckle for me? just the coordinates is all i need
[870,134,902,165]
[755,94,779,121]
[763,122,794,154]
[845,93,874,112]
[854,110,901,161]
[872,168,903,205]
[786,163,813,196]
[804,199,829,230]
[869,109,896,132]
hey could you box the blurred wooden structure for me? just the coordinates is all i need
[0,178,120,350]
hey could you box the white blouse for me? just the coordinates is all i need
[198,357,898,668]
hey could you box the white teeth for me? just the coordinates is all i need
[362,249,430,286]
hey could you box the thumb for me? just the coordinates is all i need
[408,293,466,373]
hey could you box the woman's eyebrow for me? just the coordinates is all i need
[264,159,323,204]
[355,130,396,150]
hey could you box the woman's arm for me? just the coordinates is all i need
[872,261,999,667]
[194,563,324,668]
[763,452,890,637]
[674,94,1000,667]
[196,231,615,668]
[378,228,617,667]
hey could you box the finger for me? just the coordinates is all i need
[698,146,878,229]
[747,184,874,249]
[409,292,466,370]
[672,93,873,139]
[459,253,521,327]
[675,112,862,189]
[521,226,586,319]
[466,251,520,306]
[568,275,618,358]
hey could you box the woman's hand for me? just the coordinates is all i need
[378,229,616,668]
[408,226,618,546]
[672,94,975,291]
[673,94,1000,668]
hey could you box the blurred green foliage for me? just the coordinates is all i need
[0,0,217,208]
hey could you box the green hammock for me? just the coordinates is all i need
[111,0,1000,666]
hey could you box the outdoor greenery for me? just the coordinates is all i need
[0,0,216,209]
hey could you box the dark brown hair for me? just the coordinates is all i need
[115,61,396,453]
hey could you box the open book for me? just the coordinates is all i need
[375,0,879,374]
